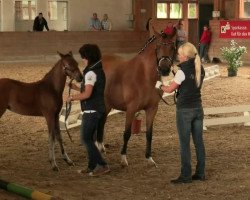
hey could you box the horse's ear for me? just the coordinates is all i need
[153,26,161,37]
[57,51,64,58]
[69,51,73,56]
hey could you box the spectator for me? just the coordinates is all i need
[33,12,49,31]
[101,14,112,31]
[155,42,206,184]
[67,44,110,176]
[89,13,101,31]
[176,21,187,50]
[199,25,212,63]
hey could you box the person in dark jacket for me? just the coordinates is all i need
[33,12,49,31]
[155,42,206,184]
[67,44,110,176]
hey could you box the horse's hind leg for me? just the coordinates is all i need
[54,115,74,166]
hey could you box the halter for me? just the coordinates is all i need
[155,39,176,76]
[139,34,176,76]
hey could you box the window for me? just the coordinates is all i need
[15,1,36,20]
[157,3,167,18]
[240,0,250,18]
[156,1,197,19]
[188,3,197,18]
[170,3,182,19]
[48,1,57,20]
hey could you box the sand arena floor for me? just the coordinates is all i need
[0,61,249,200]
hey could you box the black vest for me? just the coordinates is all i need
[176,58,205,109]
[80,62,106,113]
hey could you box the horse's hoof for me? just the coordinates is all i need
[64,158,75,166]
[52,166,60,171]
[121,155,128,167]
[95,142,106,154]
[68,161,75,166]
[147,157,158,168]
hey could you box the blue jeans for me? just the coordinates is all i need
[199,43,209,60]
[176,107,205,178]
[80,112,107,170]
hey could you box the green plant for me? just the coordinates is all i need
[221,40,247,71]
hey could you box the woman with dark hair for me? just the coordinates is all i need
[67,44,109,176]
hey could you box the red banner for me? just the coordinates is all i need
[220,20,250,38]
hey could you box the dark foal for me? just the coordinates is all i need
[0,52,83,171]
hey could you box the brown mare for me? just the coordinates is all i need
[97,30,177,166]
[0,52,83,171]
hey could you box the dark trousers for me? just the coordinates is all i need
[176,107,206,178]
[80,112,107,170]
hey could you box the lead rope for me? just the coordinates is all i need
[65,79,73,143]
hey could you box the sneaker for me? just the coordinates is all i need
[77,168,93,174]
[89,165,110,177]
[192,174,205,181]
[170,176,192,184]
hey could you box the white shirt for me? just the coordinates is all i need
[85,71,96,86]
[173,70,185,85]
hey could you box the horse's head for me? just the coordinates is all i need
[58,51,83,82]
[154,28,177,76]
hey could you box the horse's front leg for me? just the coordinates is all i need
[48,132,59,171]
[145,107,158,168]
[95,112,109,153]
[54,115,74,166]
[120,110,135,167]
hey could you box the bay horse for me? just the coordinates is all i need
[97,30,177,167]
[0,52,83,171]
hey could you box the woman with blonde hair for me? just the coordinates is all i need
[155,42,206,184]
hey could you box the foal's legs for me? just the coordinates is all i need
[54,114,74,166]
[120,109,136,166]
[45,113,73,171]
[145,106,158,167]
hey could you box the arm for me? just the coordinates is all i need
[161,81,179,93]
[44,18,49,31]
[68,82,81,91]
[68,84,93,101]
[155,70,184,92]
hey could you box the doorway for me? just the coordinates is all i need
[48,1,68,31]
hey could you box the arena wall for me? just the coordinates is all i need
[0,31,149,62]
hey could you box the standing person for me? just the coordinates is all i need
[155,42,206,184]
[33,12,49,31]
[89,13,101,31]
[101,14,112,31]
[199,25,212,63]
[175,20,187,61]
[67,44,110,176]
[176,21,187,50]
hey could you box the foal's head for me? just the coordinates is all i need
[58,51,83,82]
[154,29,177,76]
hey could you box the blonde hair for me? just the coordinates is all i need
[178,42,202,87]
